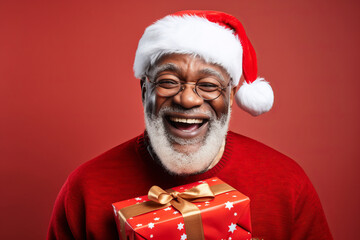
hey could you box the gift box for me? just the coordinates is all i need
[112,177,251,240]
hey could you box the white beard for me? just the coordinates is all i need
[144,106,231,175]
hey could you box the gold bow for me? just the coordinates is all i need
[117,183,235,240]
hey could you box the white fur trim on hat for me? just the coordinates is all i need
[235,78,274,116]
[134,15,243,85]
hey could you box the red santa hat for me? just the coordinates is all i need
[133,10,274,116]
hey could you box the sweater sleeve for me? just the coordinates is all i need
[47,179,75,240]
[47,177,86,240]
[291,176,333,240]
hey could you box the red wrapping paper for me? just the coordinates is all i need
[112,177,251,240]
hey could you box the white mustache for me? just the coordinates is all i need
[156,106,214,119]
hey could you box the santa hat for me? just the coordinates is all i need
[133,10,274,116]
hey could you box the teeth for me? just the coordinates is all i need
[169,117,203,124]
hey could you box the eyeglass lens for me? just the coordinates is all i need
[155,78,223,100]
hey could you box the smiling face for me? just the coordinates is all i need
[142,53,236,175]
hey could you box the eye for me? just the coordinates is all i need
[156,79,180,89]
[197,82,220,92]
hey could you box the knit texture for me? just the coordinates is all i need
[47,131,332,240]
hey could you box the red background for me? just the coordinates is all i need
[1,0,359,239]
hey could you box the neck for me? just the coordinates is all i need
[206,139,226,170]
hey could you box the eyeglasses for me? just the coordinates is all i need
[146,76,230,101]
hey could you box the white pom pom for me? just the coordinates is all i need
[235,77,274,116]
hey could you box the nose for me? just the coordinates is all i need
[172,84,204,109]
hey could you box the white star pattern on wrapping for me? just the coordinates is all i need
[135,197,142,201]
[181,233,187,240]
[148,222,155,229]
[212,179,217,181]
[228,223,237,233]
[205,201,210,204]
[136,224,142,227]
[234,212,237,216]
[150,234,153,238]
[173,211,179,214]
[177,222,184,230]
[164,207,172,211]
[229,237,232,240]
[232,195,237,197]
[225,201,234,210]
[154,217,160,221]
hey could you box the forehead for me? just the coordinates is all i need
[148,54,231,81]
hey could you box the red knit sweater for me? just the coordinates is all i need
[47,131,332,240]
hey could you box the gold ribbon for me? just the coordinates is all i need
[117,183,236,240]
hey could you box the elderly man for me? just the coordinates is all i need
[48,11,332,239]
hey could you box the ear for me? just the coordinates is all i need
[229,85,237,107]
[140,77,146,103]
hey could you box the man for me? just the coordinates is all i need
[48,10,332,239]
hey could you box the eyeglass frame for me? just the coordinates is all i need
[144,75,232,101]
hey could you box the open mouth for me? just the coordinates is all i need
[163,113,210,140]
[167,116,208,132]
